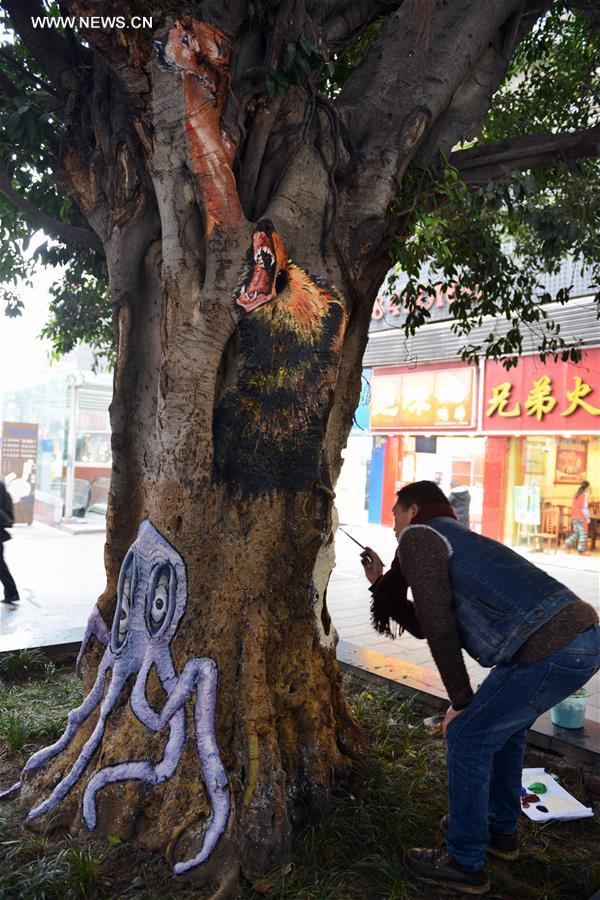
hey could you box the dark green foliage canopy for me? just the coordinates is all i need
[0,1,598,366]
[387,5,599,365]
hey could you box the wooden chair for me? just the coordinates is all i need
[557,505,571,546]
[531,503,560,553]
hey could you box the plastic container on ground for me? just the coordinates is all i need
[551,689,590,729]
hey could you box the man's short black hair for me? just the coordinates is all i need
[395,480,449,509]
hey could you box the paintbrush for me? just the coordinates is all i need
[338,526,367,550]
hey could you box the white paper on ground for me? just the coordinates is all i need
[521,767,594,822]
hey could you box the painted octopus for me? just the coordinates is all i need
[0,520,230,875]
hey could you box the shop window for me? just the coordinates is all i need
[415,436,437,453]
[451,459,472,484]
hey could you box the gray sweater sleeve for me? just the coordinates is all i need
[397,526,474,710]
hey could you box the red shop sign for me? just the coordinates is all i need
[482,349,600,432]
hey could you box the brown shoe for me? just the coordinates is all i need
[406,847,490,894]
[440,815,519,861]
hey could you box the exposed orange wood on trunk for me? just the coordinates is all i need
[159,19,243,235]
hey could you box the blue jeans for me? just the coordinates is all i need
[445,624,600,870]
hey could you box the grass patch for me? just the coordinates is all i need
[0,671,598,898]
[0,710,29,752]
[0,666,83,757]
[0,827,105,900]
[0,648,47,682]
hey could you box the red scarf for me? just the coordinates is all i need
[370,502,456,637]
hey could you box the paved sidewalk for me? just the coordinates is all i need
[1,519,598,724]
[328,521,600,724]
[0,522,105,652]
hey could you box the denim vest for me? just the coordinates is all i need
[407,518,579,667]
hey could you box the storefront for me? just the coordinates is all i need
[481,349,600,546]
[337,279,599,552]
[367,360,485,528]
[335,359,489,530]
[0,369,112,524]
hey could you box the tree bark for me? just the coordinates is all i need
[16,19,367,893]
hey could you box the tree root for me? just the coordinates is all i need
[247,861,293,895]
[207,862,241,900]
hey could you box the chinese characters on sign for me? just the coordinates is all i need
[371,365,476,430]
[487,376,599,420]
[483,352,600,432]
[486,383,520,418]
[562,376,600,416]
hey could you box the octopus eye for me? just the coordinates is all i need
[146,565,175,636]
[151,575,169,625]
[111,553,135,653]
[118,580,131,642]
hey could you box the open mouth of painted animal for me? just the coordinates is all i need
[237,225,279,312]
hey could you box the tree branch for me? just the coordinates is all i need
[3,0,83,96]
[321,0,402,50]
[0,67,20,101]
[451,126,600,185]
[331,0,526,280]
[0,47,58,96]
[0,176,104,253]
[564,0,600,31]
[415,1,551,166]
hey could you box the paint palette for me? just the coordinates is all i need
[521,768,594,822]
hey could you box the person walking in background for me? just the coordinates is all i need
[360,480,599,895]
[564,480,591,555]
[0,479,19,603]
[449,480,471,528]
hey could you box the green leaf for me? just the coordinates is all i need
[296,54,312,76]
[265,70,277,97]
[7,109,24,137]
[299,36,318,58]
[283,42,296,70]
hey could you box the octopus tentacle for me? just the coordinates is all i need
[27,669,128,821]
[82,652,191,838]
[154,657,230,874]
[76,606,110,674]
[23,655,112,779]
[0,781,21,800]
[129,656,172,731]
[82,708,186,830]
[153,657,212,724]
[130,653,230,872]
[175,658,230,873]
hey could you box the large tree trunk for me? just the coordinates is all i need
[18,28,369,894]
[7,1,534,893]
[23,208,365,891]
